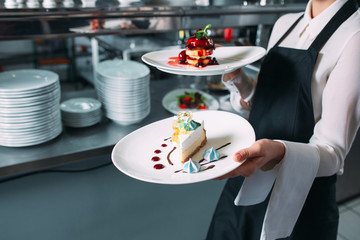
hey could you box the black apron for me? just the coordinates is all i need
[206,0,358,239]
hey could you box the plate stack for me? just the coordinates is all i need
[95,59,151,125]
[0,69,62,147]
[60,97,102,128]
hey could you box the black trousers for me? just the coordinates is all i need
[206,175,339,240]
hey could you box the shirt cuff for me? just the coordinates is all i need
[222,76,254,118]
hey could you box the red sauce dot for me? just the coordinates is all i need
[154,164,165,170]
[154,150,161,154]
[152,156,160,162]
[161,144,167,147]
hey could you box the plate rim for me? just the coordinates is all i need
[141,46,266,76]
[161,88,219,114]
[111,110,255,185]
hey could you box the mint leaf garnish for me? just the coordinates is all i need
[195,24,212,39]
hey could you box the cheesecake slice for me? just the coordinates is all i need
[171,112,207,163]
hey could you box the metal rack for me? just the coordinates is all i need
[0,3,306,40]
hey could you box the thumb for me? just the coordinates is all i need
[233,148,251,162]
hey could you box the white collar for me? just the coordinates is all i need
[297,0,349,41]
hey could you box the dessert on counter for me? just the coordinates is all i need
[177,91,207,110]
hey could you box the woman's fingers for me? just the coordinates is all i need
[233,141,263,162]
[213,156,258,180]
[233,149,248,162]
[214,143,261,180]
[213,139,285,180]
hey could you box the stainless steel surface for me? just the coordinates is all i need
[0,3,306,40]
[0,77,225,178]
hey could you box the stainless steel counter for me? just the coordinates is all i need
[0,77,228,178]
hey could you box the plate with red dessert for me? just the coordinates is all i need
[141,24,266,76]
[111,110,255,184]
[162,88,219,114]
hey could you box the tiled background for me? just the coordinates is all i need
[338,197,360,240]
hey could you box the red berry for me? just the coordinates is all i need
[178,50,187,64]
[199,105,207,110]
[183,96,192,102]
[186,36,214,49]
[179,104,187,109]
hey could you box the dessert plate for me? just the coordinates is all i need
[162,88,219,114]
[141,46,266,76]
[112,110,255,184]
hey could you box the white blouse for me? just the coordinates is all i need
[223,0,360,239]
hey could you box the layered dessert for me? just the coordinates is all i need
[178,24,218,68]
[171,112,207,163]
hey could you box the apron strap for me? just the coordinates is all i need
[274,14,304,47]
[309,0,359,52]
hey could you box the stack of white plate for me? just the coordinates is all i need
[60,97,102,128]
[95,59,151,125]
[0,69,62,147]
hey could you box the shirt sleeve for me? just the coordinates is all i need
[310,31,360,177]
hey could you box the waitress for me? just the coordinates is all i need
[206,0,360,239]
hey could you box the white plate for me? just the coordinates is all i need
[112,110,255,184]
[0,112,61,129]
[0,90,60,104]
[96,86,149,97]
[96,59,150,80]
[99,97,150,107]
[105,108,150,119]
[61,110,101,119]
[0,104,59,117]
[0,111,59,123]
[0,83,59,98]
[0,101,59,113]
[0,95,60,108]
[0,125,62,147]
[0,69,59,92]
[156,67,222,76]
[60,97,101,114]
[141,46,266,76]
[96,72,149,82]
[162,88,219,114]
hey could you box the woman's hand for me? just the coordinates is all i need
[215,139,285,180]
[222,68,242,83]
